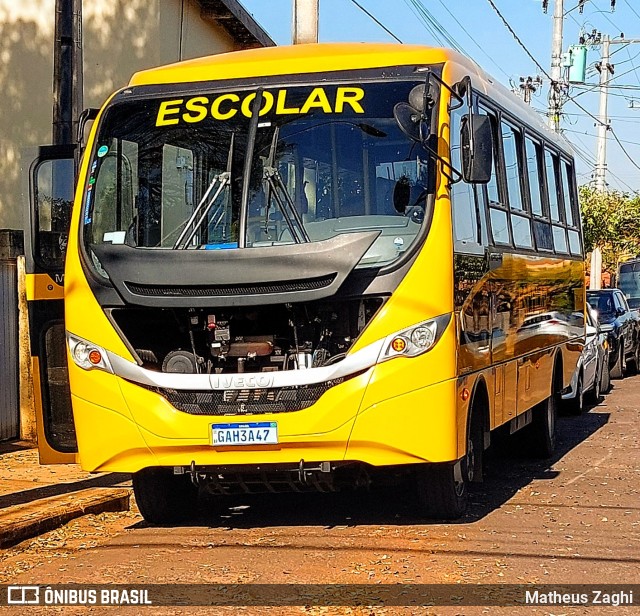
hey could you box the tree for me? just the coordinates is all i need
[579,186,640,272]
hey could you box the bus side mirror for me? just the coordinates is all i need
[460,114,493,184]
[393,82,435,143]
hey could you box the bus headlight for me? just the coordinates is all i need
[67,333,113,373]
[380,314,450,361]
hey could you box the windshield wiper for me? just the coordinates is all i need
[173,133,234,249]
[263,127,310,244]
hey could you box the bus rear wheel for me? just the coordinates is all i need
[529,389,558,458]
[416,409,483,520]
[133,467,199,525]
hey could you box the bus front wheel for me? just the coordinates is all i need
[133,467,199,525]
[416,409,483,520]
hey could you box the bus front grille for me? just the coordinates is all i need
[125,274,336,298]
[146,379,345,415]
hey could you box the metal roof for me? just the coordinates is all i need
[197,0,275,48]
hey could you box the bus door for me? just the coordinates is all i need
[26,145,77,463]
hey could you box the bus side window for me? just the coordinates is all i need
[478,107,503,208]
[501,121,524,211]
[544,149,561,223]
[525,136,552,251]
[502,120,533,249]
[545,149,568,254]
[561,159,582,256]
[450,108,484,253]
[478,106,511,246]
[525,137,544,217]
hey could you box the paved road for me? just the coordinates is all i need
[2,374,639,615]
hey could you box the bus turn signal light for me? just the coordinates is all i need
[391,337,407,353]
[88,349,103,365]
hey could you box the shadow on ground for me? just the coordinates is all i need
[0,473,130,510]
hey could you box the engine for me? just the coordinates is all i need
[110,298,384,374]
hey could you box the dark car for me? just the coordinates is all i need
[586,288,640,378]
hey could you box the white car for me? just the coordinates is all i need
[562,307,611,415]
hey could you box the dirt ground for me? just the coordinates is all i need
[1,374,638,615]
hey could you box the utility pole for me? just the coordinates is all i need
[53,0,83,145]
[590,35,612,290]
[594,35,612,192]
[292,0,319,44]
[548,0,564,132]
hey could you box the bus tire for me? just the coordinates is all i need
[416,407,483,520]
[610,340,625,379]
[529,389,558,458]
[133,467,198,525]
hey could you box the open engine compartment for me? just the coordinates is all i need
[109,297,385,374]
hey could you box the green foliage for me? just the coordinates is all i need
[579,186,640,271]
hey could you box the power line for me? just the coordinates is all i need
[565,127,640,147]
[569,132,636,192]
[567,64,640,101]
[610,129,640,172]
[432,0,511,79]
[346,0,404,43]
[622,0,640,22]
[566,94,607,127]
[404,0,468,54]
[484,0,551,80]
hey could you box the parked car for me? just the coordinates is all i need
[586,288,640,378]
[562,307,611,414]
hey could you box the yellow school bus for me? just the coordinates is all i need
[30,43,584,522]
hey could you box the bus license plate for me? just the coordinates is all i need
[211,422,278,446]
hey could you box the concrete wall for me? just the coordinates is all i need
[0,0,239,231]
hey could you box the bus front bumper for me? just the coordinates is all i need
[72,373,459,474]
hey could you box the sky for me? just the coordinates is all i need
[238,0,640,193]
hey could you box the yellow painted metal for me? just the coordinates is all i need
[129,43,477,87]
[25,273,64,301]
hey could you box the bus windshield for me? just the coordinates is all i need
[618,260,640,308]
[84,80,433,268]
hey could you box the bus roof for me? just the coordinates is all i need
[128,42,572,155]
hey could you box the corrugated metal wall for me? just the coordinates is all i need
[0,258,19,440]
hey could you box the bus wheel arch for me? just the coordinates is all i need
[415,377,488,520]
[529,352,562,458]
[465,376,490,482]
